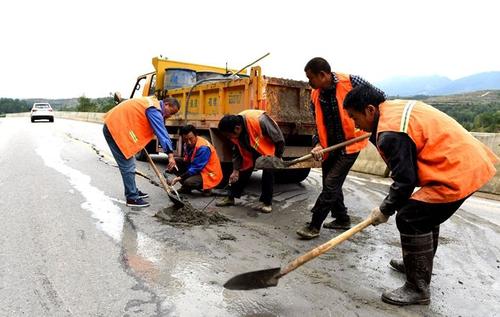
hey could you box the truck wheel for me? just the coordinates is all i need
[135,150,147,161]
[274,168,311,184]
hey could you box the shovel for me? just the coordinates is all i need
[223,216,373,290]
[143,149,185,208]
[255,133,371,169]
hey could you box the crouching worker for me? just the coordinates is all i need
[103,96,180,208]
[167,124,223,195]
[343,84,498,306]
[216,110,285,213]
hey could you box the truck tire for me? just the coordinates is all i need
[274,168,311,184]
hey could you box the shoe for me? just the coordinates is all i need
[260,204,272,213]
[252,202,272,213]
[138,190,149,199]
[177,186,192,194]
[126,198,150,208]
[296,226,320,240]
[216,196,235,207]
[323,219,351,230]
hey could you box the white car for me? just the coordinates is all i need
[31,103,54,122]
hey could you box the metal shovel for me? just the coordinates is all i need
[143,149,184,208]
[223,216,373,290]
[255,133,371,169]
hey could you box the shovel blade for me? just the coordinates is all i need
[168,193,185,208]
[254,156,286,169]
[223,267,281,290]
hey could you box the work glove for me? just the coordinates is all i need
[369,207,389,226]
[311,144,324,161]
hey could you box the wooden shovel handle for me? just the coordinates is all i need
[143,149,173,195]
[278,217,374,277]
[286,133,371,166]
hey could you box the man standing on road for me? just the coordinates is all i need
[103,95,180,208]
[343,84,498,306]
[166,124,223,195]
[297,57,384,240]
[216,110,285,213]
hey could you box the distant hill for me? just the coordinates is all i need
[376,71,500,96]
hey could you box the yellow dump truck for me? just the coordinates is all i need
[127,56,317,183]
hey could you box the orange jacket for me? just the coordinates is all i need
[185,136,223,190]
[311,72,368,157]
[377,100,498,203]
[231,110,276,171]
[104,96,161,159]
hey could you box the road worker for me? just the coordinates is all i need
[167,124,223,195]
[343,84,498,306]
[103,96,180,208]
[216,110,285,213]
[297,57,385,239]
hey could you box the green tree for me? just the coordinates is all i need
[0,98,30,114]
[76,95,97,112]
[95,96,115,113]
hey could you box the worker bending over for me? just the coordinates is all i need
[343,84,498,306]
[216,110,285,213]
[103,96,180,208]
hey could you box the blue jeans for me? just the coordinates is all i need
[103,124,139,200]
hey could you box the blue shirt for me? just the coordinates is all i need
[145,107,174,154]
[183,144,211,177]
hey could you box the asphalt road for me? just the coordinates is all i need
[1,117,499,316]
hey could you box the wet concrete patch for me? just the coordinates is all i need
[155,203,232,226]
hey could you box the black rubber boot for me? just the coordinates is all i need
[389,226,439,274]
[389,259,405,273]
[382,232,433,305]
[323,218,351,230]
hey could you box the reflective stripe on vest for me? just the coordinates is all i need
[400,100,417,133]
[311,72,368,157]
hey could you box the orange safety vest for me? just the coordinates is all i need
[231,110,277,171]
[377,100,498,203]
[104,96,161,159]
[311,72,368,158]
[184,136,223,190]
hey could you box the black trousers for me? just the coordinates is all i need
[229,167,274,205]
[396,197,469,235]
[310,152,359,229]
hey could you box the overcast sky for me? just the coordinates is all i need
[1,0,499,99]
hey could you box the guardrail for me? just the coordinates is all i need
[6,111,500,195]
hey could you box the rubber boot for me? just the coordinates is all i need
[389,227,439,273]
[382,232,433,305]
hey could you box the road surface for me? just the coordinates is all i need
[1,117,499,316]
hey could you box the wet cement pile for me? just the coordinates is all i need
[155,202,231,226]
